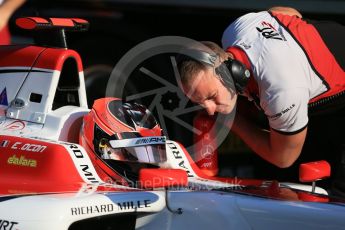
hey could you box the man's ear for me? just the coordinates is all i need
[268,6,302,18]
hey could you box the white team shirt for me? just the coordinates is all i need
[222,11,327,133]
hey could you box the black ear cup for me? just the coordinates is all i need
[219,58,251,94]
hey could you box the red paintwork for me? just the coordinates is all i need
[88,97,162,137]
[175,141,263,186]
[0,46,45,68]
[16,17,89,30]
[92,97,135,135]
[0,45,83,72]
[299,160,331,182]
[194,111,219,176]
[139,169,188,188]
[16,17,50,30]
[0,135,82,194]
[71,18,89,24]
[34,48,83,71]
[50,18,75,27]
[297,192,330,202]
[0,25,11,45]
[0,135,124,195]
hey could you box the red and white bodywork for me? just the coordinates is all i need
[0,17,344,230]
[0,46,88,142]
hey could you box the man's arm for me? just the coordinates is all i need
[231,113,307,168]
[0,0,26,30]
[268,6,302,18]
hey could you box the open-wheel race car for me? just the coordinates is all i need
[0,17,345,230]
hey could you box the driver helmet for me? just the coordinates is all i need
[80,97,167,165]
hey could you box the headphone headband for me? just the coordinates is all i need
[183,49,218,66]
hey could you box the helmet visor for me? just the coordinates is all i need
[101,136,167,164]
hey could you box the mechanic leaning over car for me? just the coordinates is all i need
[177,6,345,197]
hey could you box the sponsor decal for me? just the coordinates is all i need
[134,137,166,145]
[71,204,114,216]
[167,141,194,177]
[80,164,100,183]
[256,21,286,41]
[4,120,25,131]
[0,88,8,106]
[70,200,151,215]
[117,199,151,211]
[109,136,166,148]
[200,144,214,160]
[68,144,104,184]
[69,144,84,158]
[269,104,296,120]
[7,138,106,184]
[10,141,46,153]
[7,154,37,167]
[0,219,18,230]
[239,42,251,49]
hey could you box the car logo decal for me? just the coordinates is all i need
[4,120,25,130]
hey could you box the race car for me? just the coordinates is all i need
[0,17,345,230]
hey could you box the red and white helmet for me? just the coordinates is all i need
[80,97,167,167]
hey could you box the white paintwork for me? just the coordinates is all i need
[6,69,88,124]
[0,191,166,230]
[39,105,89,142]
[6,69,58,123]
[137,191,345,230]
[280,182,328,195]
[0,65,89,143]
[0,66,31,110]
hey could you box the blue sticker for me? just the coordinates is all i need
[0,88,8,106]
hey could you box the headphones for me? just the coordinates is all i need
[181,49,251,94]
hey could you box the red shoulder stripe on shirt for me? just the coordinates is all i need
[271,12,345,103]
